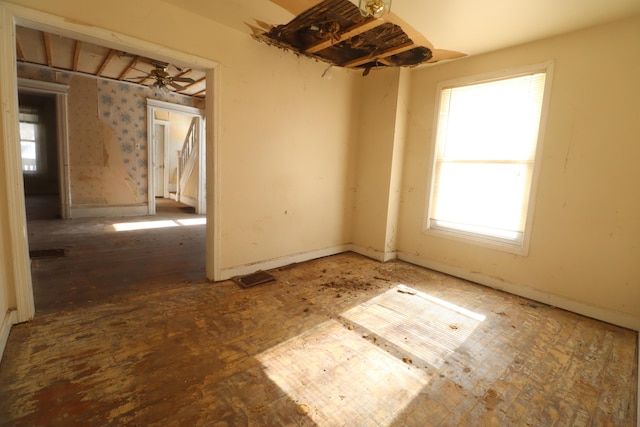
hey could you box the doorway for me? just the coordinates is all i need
[0,3,220,326]
[18,92,59,220]
[147,99,205,215]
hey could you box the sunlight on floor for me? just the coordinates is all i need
[258,285,485,425]
[258,319,429,426]
[342,285,485,369]
[112,218,206,231]
[176,218,207,226]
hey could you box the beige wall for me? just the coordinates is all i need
[350,67,412,262]
[398,16,640,325]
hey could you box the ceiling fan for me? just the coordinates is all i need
[131,61,196,93]
[127,61,195,93]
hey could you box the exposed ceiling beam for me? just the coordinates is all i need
[305,18,383,54]
[15,36,25,61]
[72,40,81,72]
[178,77,205,92]
[343,41,416,68]
[96,49,116,76]
[43,33,53,67]
[192,89,206,97]
[16,27,206,98]
[118,56,140,80]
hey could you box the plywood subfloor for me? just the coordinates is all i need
[0,209,637,425]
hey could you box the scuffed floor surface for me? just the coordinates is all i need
[0,253,637,426]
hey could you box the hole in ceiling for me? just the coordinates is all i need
[252,0,465,74]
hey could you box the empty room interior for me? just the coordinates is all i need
[0,0,638,425]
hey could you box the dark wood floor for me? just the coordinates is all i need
[0,201,637,425]
[26,197,206,314]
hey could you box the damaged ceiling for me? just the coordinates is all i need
[160,0,640,60]
[252,0,465,72]
[15,26,207,98]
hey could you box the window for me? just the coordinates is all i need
[19,111,40,173]
[427,63,553,253]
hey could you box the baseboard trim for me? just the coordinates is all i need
[0,309,17,364]
[218,245,351,281]
[398,252,640,332]
[71,204,148,218]
[347,244,397,262]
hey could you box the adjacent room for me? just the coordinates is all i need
[0,0,638,425]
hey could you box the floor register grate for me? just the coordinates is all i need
[232,270,276,288]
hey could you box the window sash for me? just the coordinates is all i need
[429,72,546,247]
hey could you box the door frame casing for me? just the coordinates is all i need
[153,119,170,199]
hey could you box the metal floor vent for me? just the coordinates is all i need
[233,270,276,288]
[29,248,65,259]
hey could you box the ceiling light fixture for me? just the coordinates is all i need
[153,80,171,95]
[358,0,392,19]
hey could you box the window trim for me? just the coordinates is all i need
[424,61,555,256]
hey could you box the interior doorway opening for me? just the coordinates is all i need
[147,99,206,215]
[0,3,220,324]
[19,92,60,220]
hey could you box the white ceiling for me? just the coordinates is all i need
[159,0,640,58]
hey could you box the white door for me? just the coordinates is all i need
[154,123,165,197]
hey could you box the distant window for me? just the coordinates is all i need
[19,112,39,173]
[427,63,552,253]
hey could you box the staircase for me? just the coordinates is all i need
[175,117,203,211]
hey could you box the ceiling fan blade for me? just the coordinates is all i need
[171,76,196,83]
[169,81,187,91]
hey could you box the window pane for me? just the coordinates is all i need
[429,70,548,246]
[19,122,37,141]
[440,74,545,162]
[431,162,531,233]
[21,140,37,171]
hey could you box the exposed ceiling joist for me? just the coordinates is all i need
[15,37,25,61]
[255,0,464,72]
[305,18,382,54]
[343,41,416,68]
[72,40,81,72]
[15,26,206,98]
[43,32,52,67]
[96,48,115,76]
[118,56,140,80]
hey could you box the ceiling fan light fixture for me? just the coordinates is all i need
[358,0,392,18]
[153,80,171,94]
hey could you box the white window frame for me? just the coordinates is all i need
[424,61,554,255]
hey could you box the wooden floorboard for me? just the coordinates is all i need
[0,203,637,425]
